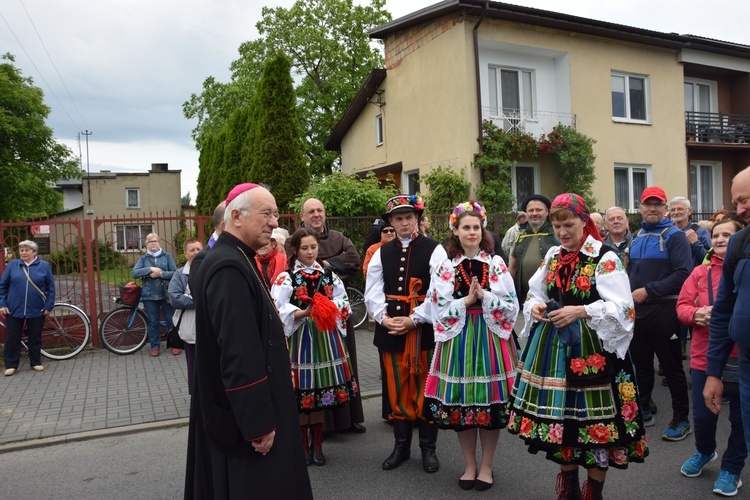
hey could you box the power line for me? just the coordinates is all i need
[18,0,90,130]
[0,7,83,132]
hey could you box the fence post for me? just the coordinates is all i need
[83,219,99,347]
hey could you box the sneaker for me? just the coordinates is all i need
[4,368,16,376]
[680,451,717,477]
[150,348,160,357]
[31,365,44,372]
[662,419,692,441]
[713,469,742,496]
[642,411,656,427]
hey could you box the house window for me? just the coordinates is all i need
[614,164,651,212]
[512,163,540,209]
[126,188,140,209]
[403,170,420,195]
[689,162,722,214]
[375,115,384,146]
[114,223,153,252]
[488,67,534,119]
[684,80,713,114]
[611,72,649,122]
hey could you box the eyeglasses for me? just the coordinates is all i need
[248,210,281,220]
[146,240,159,244]
[640,202,666,208]
[382,229,395,234]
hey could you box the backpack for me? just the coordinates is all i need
[627,226,673,255]
[725,226,750,273]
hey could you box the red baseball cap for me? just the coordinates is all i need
[640,186,667,203]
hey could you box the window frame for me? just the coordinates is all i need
[614,163,653,212]
[512,163,540,209]
[402,169,420,195]
[375,114,384,147]
[125,188,140,209]
[689,161,723,213]
[611,71,651,124]
[114,223,154,253]
[488,65,535,118]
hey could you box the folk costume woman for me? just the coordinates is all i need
[271,227,358,467]
[507,194,648,500]
[424,201,519,492]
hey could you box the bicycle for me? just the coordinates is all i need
[0,303,91,360]
[345,285,368,330]
[99,288,170,355]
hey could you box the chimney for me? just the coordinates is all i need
[151,163,169,172]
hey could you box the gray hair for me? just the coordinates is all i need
[669,197,691,209]
[212,202,226,229]
[18,240,38,252]
[604,206,626,218]
[224,190,254,225]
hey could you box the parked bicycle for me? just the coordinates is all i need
[99,283,168,355]
[345,285,367,330]
[0,303,91,360]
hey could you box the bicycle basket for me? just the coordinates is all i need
[119,282,141,305]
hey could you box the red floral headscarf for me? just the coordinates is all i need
[551,193,603,243]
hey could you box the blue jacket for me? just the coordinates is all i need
[132,251,176,301]
[679,222,712,267]
[707,227,750,376]
[627,218,692,299]
[0,258,56,318]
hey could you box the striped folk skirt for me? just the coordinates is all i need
[507,318,649,470]
[287,318,358,414]
[424,310,518,431]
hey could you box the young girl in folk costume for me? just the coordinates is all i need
[271,227,358,467]
[508,193,648,500]
[424,201,519,492]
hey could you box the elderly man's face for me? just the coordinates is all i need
[302,199,326,232]
[525,200,549,230]
[732,169,750,223]
[669,201,691,225]
[233,189,279,251]
[605,208,628,236]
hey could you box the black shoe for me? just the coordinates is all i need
[418,421,440,473]
[649,398,657,415]
[458,478,475,490]
[382,420,412,470]
[475,472,494,491]
[350,422,367,434]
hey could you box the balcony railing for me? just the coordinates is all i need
[686,111,750,144]
[481,108,576,138]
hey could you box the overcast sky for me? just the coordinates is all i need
[2,0,749,199]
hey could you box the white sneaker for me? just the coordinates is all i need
[4,368,17,376]
[31,365,44,372]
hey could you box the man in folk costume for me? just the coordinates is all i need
[365,194,448,472]
[185,183,312,499]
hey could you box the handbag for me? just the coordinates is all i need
[167,309,185,350]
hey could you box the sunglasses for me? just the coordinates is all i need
[382,229,396,234]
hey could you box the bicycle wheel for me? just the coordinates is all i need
[100,306,148,355]
[40,303,92,360]
[346,286,368,330]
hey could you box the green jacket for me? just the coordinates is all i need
[512,219,558,301]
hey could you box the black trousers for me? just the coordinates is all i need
[630,300,689,420]
[3,315,45,368]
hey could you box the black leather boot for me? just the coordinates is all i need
[556,470,581,500]
[310,423,326,466]
[581,478,604,500]
[301,426,312,466]
[418,420,440,473]
[382,420,412,470]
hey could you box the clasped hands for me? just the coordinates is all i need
[149,266,163,278]
[693,305,712,327]
[252,430,275,456]
[382,316,415,336]
[531,302,585,328]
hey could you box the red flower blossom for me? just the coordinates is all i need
[301,395,316,409]
[336,389,349,403]
[546,271,555,284]
[295,287,309,300]
[445,317,459,327]
[587,353,607,372]
[519,417,532,436]
[501,319,513,331]
[489,272,499,283]
[323,285,333,298]
[602,260,616,273]
[274,275,286,287]
[340,307,350,320]
[476,411,491,426]
[435,323,446,333]
[449,410,461,425]
[570,358,587,375]
[492,309,504,322]
[588,424,611,444]
[621,401,638,421]
[560,446,574,461]
[575,275,591,292]
[635,440,646,457]
[440,270,453,282]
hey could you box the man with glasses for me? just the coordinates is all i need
[292,197,367,434]
[669,197,712,267]
[627,186,692,441]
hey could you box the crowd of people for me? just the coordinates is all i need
[170,173,750,500]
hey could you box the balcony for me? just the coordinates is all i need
[481,108,577,138]
[685,111,750,145]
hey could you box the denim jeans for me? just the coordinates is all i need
[142,299,174,350]
[691,368,746,475]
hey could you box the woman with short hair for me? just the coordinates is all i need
[0,240,56,376]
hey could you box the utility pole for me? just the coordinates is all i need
[82,130,92,205]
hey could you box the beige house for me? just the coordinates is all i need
[326,0,750,212]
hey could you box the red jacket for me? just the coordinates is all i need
[676,253,738,371]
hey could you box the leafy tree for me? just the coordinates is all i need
[181,192,192,206]
[292,172,397,217]
[249,53,308,211]
[421,166,472,214]
[184,0,391,177]
[0,53,79,219]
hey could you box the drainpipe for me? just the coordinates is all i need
[473,2,489,150]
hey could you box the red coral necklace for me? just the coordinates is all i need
[457,259,488,288]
